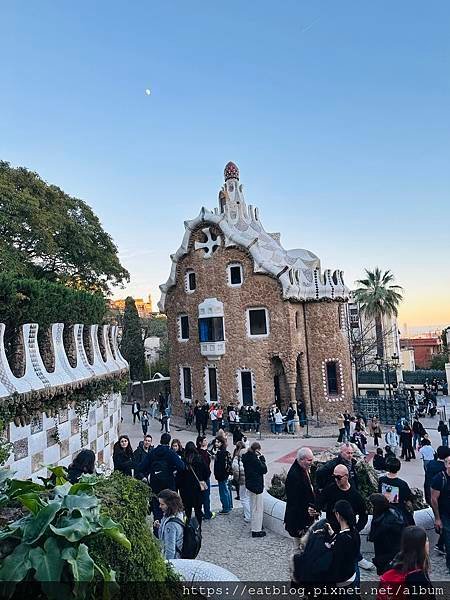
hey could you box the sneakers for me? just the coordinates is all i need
[203,512,217,520]
[358,558,375,570]
[252,531,267,538]
[218,510,231,515]
[435,545,446,556]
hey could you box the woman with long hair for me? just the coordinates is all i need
[170,438,184,458]
[196,435,215,520]
[232,441,250,522]
[379,526,433,598]
[154,489,185,560]
[67,449,96,483]
[113,435,134,476]
[326,500,361,590]
[178,441,209,526]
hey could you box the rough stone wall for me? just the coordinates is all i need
[165,225,352,422]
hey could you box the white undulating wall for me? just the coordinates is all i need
[5,392,122,481]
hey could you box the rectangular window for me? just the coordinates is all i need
[183,367,192,399]
[180,315,189,340]
[241,371,253,406]
[198,317,224,342]
[326,362,339,395]
[230,265,242,285]
[208,368,218,403]
[248,308,268,336]
[188,272,196,291]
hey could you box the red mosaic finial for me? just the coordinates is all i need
[224,161,239,181]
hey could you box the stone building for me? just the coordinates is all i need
[158,162,353,421]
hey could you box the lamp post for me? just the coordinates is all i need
[376,354,400,399]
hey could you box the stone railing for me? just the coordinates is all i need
[262,490,437,553]
[0,323,128,399]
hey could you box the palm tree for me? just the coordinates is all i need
[354,268,403,359]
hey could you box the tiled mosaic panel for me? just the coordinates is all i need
[90,440,97,454]
[13,438,28,461]
[30,415,43,434]
[97,421,103,438]
[32,451,44,473]
[71,418,79,435]
[88,410,96,427]
[60,439,70,459]
[58,408,69,424]
[46,427,57,447]
[81,430,88,447]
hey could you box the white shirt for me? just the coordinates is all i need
[274,412,283,425]
[419,445,435,461]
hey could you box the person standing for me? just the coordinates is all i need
[214,437,233,514]
[242,442,267,537]
[232,441,251,523]
[141,410,150,436]
[315,443,358,492]
[194,401,203,436]
[438,420,449,447]
[113,435,134,476]
[286,403,296,434]
[268,405,276,434]
[133,434,153,480]
[400,423,415,461]
[385,426,400,457]
[274,408,283,435]
[368,493,406,575]
[419,439,435,472]
[196,435,216,520]
[337,413,345,443]
[431,454,450,573]
[326,500,361,591]
[178,441,209,528]
[369,417,382,448]
[343,411,351,441]
[378,457,415,525]
[254,406,261,433]
[284,447,318,547]
[412,416,426,450]
[210,404,218,436]
[154,489,185,560]
[131,400,141,424]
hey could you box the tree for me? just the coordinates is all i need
[354,268,403,358]
[430,353,449,371]
[0,161,129,293]
[120,297,145,381]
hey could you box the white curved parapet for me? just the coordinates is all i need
[0,322,128,400]
[169,559,239,582]
[262,490,437,553]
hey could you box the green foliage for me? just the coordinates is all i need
[0,273,106,329]
[430,353,449,371]
[0,161,129,293]
[120,298,145,381]
[0,472,129,599]
[151,338,170,377]
[87,472,178,598]
[143,316,167,339]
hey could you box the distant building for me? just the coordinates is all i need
[110,294,154,318]
[158,162,353,420]
[400,335,442,369]
[400,348,415,371]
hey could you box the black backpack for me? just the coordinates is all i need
[169,516,202,559]
[292,521,333,583]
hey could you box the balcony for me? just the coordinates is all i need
[200,341,226,360]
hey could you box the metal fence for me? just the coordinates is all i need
[353,395,410,424]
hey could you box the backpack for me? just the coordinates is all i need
[169,516,202,559]
[292,522,333,583]
[377,568,420,600]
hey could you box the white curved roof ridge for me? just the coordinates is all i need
[158,179,349,311]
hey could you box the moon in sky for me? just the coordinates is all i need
[145,89,151,96]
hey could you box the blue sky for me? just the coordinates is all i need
[1,1,449,330]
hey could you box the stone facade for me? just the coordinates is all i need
[160,163,353,421]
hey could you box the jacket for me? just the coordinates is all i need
[284,460,316,537]
[141,444,185,492]
[113,449,134,476]
[368,508,406,575]
[242,451,267,494]
[315,456,358,491]
[178,455,209,505]
[385,431,399,446]
[214,448,232,483]
[159,512,184,560]
[232,455,246,486]
[133,442,152,479]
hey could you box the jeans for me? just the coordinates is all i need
[338,428,345,442]
[413,432,421,449]
[239,484,251,521]
[275,423,283,434]
[288,419,295,433]
[441,513,450,570]
[270,422,276,434]
[202,478,213,519]
[443,436,449,447]
[212,420,218,436]
[218,480,232,513]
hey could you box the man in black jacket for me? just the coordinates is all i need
[242,442,268,537]
[214,438,233,514]
[284,447,318,546]
[141,433,185,524]
[133,434,153,480]
[315,443,358,491]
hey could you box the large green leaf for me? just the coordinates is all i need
[68,480,97,495]
[7,478,45,498]
[62,493,98,511]
[0,543,31,581]
[29,537,64,581]
[52,481,72,498]
[98,516,131,551]
[0,468,13,487]
[62,544,95,581]
[50,516,94,541]
[22,502,61,544]
[16,492,45,515]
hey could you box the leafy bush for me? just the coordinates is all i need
[0,470,130,599]
[403,370,446,384]
[87,472,179,598]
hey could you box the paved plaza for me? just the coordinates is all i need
[121,402,450,581]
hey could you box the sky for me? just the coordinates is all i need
[1,1,449,332]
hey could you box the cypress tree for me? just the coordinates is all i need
[120,297,145,381]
